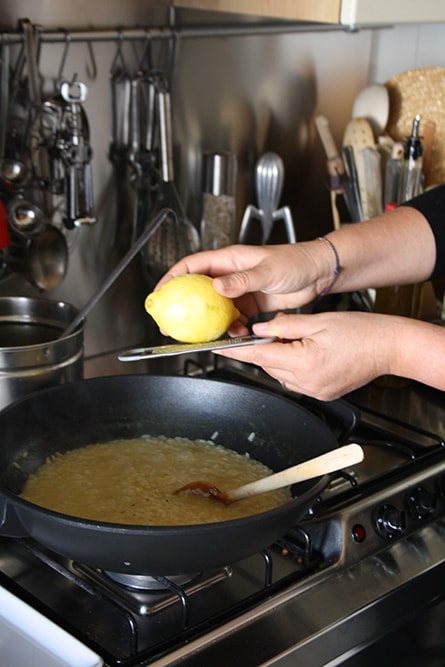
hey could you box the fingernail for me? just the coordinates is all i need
[252,321,269,333]
[214,276,232,291]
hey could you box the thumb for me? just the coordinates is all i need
[213,267,269,298]
[252,312,312,339]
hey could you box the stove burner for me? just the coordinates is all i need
[104,570,199,590]
[2,362,445,667]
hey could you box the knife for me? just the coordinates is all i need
[118,335,277,361]
[342,145,364,221]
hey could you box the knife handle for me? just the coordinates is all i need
[315,115,343,163]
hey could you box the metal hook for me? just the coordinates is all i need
[151,28,179,87]
[168,30,180,86]
[137,29,153,73]
[85,40,97,80]
[57,30,70,85]
[109,29,127,77]
[6,41,25,102]
[34,23,43,65]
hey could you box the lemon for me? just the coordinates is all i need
[144,274,240,343]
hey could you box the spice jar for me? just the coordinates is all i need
[200,151,237,250]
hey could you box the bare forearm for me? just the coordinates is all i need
[160,200,438,313]
[391,318,445,389]
[323,206,437,294]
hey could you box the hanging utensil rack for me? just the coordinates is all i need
[0,18,355,47]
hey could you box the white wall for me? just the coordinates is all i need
[370,23,445,83]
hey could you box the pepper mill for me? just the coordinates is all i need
[200,151,237,250]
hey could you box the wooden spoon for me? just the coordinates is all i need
[352,83,389,137]
[174,443,364,505]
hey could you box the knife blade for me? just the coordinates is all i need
[118,335,277,361]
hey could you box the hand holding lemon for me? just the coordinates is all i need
[144,274,241,343]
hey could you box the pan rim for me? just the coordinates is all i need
[0,373,336,532]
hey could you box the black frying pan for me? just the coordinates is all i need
[0,375,337,575]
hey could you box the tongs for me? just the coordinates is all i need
[238,152,296,244]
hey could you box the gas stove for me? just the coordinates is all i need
[1,359,445,667]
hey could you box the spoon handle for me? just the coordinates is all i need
[226,443,364,502]
[61,207,172,337]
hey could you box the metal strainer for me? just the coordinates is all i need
[143,80,199,280]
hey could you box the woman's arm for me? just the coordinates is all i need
[153,189,445,399]
[215,311,445,400]
[160,203,438,310]
[323,204,437,294]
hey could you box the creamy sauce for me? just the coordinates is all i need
[20,436,291,525]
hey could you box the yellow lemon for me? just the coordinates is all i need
[145,274,241,343]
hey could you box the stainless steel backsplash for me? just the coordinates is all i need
[0,1,379,360]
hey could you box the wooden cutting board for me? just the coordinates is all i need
[385,67,445,187]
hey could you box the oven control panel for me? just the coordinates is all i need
[373,483,439,539]
[351,459,445,559]
[305,455,445,567]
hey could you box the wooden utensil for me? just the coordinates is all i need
[352,83,390,137]
[174,443,364,505]
[315,115,345,229]
[343,117,375,154]
[343,118,379,219]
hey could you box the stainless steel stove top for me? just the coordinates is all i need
[1,361,445,667]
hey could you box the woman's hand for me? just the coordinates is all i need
[214,311,402,400]
[157,243,335,323]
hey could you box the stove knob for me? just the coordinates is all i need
[374,503,406,539]
[406,486,436,519]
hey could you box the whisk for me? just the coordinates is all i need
[143,81,200,280]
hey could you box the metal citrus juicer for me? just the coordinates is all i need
[238,152,296,244]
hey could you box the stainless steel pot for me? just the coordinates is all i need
[0,296,83,410]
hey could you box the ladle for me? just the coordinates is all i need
[0,159,27,184]
[8,223,69,290]
[61,207,172,337]
[27,224,68,290]
[8,198,45,237]
[174,443,364,505]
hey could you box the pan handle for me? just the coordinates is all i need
[0,499,28,537]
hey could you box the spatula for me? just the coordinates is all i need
[174,443,364,505]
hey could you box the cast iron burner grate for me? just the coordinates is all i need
[0,531,324,667]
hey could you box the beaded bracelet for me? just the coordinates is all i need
[318,236,340,296]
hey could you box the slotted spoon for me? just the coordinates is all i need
[174,443,364,505]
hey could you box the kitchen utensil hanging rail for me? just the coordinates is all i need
[0,21,364,47]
